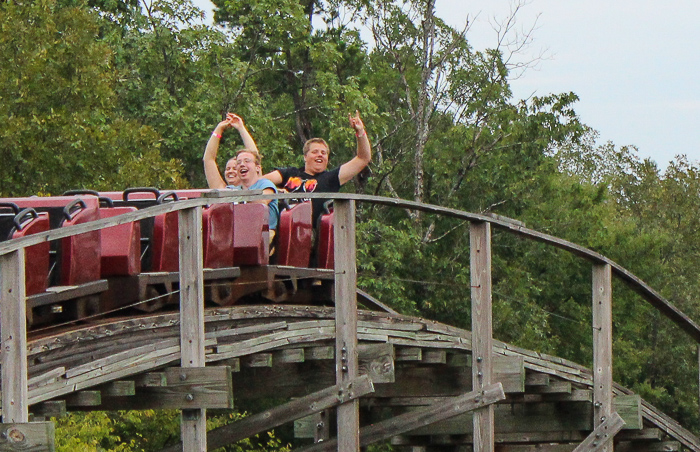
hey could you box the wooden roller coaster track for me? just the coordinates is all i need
[1,192,700,451]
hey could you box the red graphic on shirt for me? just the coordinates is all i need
[284,177,318,193]
[285,177,302,191]
[304,179,318,192]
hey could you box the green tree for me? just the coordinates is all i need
[0,0,184,196]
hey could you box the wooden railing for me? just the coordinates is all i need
[1,191,699,451]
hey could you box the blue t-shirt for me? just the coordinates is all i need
[247,178,279,231]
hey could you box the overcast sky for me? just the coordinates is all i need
[192,0,700,171]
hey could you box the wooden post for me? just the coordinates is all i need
[592,263,613,452]
[469,222,494,452]
[0,250,29,423]
[334,200,359,451]
[178,207,206,452]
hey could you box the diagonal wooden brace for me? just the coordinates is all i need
[158,375,374,452]
[297,381,505,452]
[572,411,625,452]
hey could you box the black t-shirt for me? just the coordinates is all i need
[275,166,341,225]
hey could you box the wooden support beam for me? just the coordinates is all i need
[63,391,101,407]
[592,263,613,452]
[242,353,273,368]
[396,347,422,361]
[0,422,54,452]
[178,206,206,452]
[98,367,232,411]
[422,349,446,364]
[313,410,330,444]
[333,199,359,452]
[383,396,641,436]
[572,411,624,452]
[296,382,505,452]
[99,381,135,397]
[305,346,334,360]
[470,221,494,452]
[528,381,572,394]
[235,354,523,400]
[524,373,550,387]
[614,395,642,430]
[134,373,167,388]
[0,250,29,423]
[274,348,305,364]
[158,375,373,452]
[31,401,66,420]
[391,427,663,447]
[616,441,681,452]
[358,343,395,384]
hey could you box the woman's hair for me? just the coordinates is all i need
[302,138,330,156]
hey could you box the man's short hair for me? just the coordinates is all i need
[303,138,330,156]
[236,148,262,166]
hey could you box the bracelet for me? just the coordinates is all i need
[355,129,366,138]
[212,132,222,139]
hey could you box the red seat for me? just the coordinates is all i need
[7,209,50,296]
[151,211,179,272]
[99,188,180,273]
[233,203,269,266]
[4,196,102,286]
[317,211,334,270]
[276,202,312,268]
[202,203,235,268]
[99,207,141,276]
[59,198,102,285]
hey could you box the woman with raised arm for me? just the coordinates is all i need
[202,113,279,240]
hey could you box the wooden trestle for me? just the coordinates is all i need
[0,193,700,451]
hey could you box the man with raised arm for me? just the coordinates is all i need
[263,110,371,224]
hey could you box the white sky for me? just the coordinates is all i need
[192,0,700,171]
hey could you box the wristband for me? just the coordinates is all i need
[355,129,366,138]
[212,132,222,139]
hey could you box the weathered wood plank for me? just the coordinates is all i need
[333,199,359,452]
[358,343,395,384]
[0,422,55,452]
[100,367,232,411]
[178,206,206,452]
[27,368,66,390]
[0,250,29,423]
[572,411,624,452]
[592,263,614,452]
[615,395,642,430]
[470,221,494,452]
